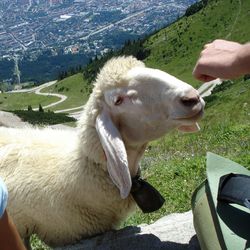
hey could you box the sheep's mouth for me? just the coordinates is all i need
[173,109,204,121]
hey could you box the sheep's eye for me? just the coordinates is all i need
[114,96,123,106]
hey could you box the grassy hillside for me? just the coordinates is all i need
[0,92,59,111]
[0,73,90,112]
[144,0,250,86]
[40,73,90,111]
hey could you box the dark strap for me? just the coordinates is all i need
[218,173,250,209]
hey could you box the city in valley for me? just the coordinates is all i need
[0,0,196,83]
[0,0,196,58]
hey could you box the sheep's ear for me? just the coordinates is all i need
[95,108,132,199]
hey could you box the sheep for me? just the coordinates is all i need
[0,56,205,247]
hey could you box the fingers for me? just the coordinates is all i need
[193,42,216,81]
[204,43,212,49]
[193,39,244,81]
[193,67,216,82]
[193,61,216,82]
[193,72,216,82]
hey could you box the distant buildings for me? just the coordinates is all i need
[0,0,197,60]
[49,0,63,6]
[0,0,197,82]
[14,0,64,6]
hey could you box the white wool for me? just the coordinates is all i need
[0,57,145,246]
[0,126,135,246]
[0,56,204,247]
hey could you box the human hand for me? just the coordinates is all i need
[193,39,244,81]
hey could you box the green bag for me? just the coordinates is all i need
[192,152,250,250]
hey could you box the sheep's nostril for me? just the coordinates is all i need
[180,95,200,107]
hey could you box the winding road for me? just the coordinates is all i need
[33,83,67,111]
[10,80,84,119]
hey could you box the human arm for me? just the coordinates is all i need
[0,178,26,250]
[0,211,26,250]
[193,39,250,81]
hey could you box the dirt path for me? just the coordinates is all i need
[12,80,69,111]
[11,80,57,93]
[225,0,242,39]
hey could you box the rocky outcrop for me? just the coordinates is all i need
[56,211,199,250]
[0,111,30,128]
[0,111,75,130]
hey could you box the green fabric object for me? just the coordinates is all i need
[192,152,250,250]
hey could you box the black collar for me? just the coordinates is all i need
[130,175,165,213]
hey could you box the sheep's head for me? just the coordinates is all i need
[94,56,205,199]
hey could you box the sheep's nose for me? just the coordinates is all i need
[180,89,200,107]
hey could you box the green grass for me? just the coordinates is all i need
[144,0,250,87]
[0,92,59,111]
[0,74,88,117]
[4,0,249,247]
[40,73,91,111]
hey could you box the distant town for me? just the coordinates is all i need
[0,0,197,58]
[0,0,197,83]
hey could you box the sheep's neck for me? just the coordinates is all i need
[77,117,147,177]
[125,143,147,177]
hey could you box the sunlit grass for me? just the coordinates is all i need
[40,73,90,111]
[0,92,59,111]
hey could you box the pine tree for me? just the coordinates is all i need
[28,105,33,111]
[39,104,44,112]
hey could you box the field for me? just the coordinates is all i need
[39,73,90,111]
[0,92,59,111]
[145,0,249,86]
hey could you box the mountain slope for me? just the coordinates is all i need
[144,0,249,86]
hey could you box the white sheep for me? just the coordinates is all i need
[0,56,205,247]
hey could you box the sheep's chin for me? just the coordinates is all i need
[172,108,204,121]
[177,123,200,133]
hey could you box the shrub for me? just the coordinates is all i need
[58,87,65,92]
[185,0,208,17]
[244,74,250,81]
[28,105,33,111]
[11,110,76,126]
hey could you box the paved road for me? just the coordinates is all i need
[11,80,70,111]
[10,80,68,109]
[33,84,68,111]
[10,80,84,117]
[11,80,57,93]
